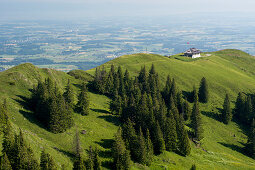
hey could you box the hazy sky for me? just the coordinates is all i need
[1,0,255,20]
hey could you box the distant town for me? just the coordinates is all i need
[0,17,255,71]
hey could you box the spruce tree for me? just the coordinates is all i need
[73,155,86,170]
[222,94,232,124]
[73,130,86,170]
[112,128,131,170]
[153,121,165,154]
[40,150,57,170]
[183,99,191,120]
[145,129,153,165]
[246,118,255,159]
[234,92,245,119]
[177,116,191,156]
[137,127,147,165]
[190,164,197,170]
[76,83,90,116]
[198,77,209,103]
[63,79,75,109]
[191,92,203,140]
[0,152,12,170]
[164,112,177,152]
[244,96,253,123]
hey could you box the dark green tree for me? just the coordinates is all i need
[234,92,245,119]
[0,152,12,170]
[63,79,75,109]
[76,83,90,116]
[112,128,131,170]
[145,129,153,165]
[40,150,57,170]
[190,164,196,170]
[164,112,177,152]
[245,118,255,159]
[137,127,147,165]
[191,92,203,140]
[222,94,232,124]
[198,77,209,103]
[177,116,191,156]
[153,121,165,154]
[183,99,191,120]
[73,129,86,170]
[244,96,253,123]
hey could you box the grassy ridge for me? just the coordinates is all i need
[86,49,255,169]
[0,49,255,169]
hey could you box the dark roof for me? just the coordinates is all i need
[184,48,202,55]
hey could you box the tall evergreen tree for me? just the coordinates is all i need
[183,99,191,120]
[245,118,255,159]
[0,152,12,170]
[164,112,177,152]
[40,150,57,170]
[222,94,232,124]
[137,127,147,165]
[63,79,75,109]
[198,77,209,103]
[234,92,245,119]
[76,83,90,116]
[191,92,203,140]
[73,129,86,170]
[112,128,131,170]
[145,129,153,165]
[153,121,165,154]
[177,116,191,156]
[244,96,253,123]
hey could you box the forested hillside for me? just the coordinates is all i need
[0,49,255,169]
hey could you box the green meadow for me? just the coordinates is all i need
[1,49,255,169]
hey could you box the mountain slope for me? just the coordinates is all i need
[0,49,255,169]
[86,49,255,169]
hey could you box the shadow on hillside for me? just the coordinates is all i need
[14,95,47,129]
[95,139,114,169]
[201,111,221,122]
[218,142,246,155]
[53,147,75,160]
[91,108,111,114]
[182,90,194,103]
[97,115,121,126]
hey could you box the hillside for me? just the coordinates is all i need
[0,49,255,169]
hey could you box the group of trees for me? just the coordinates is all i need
[233,92,255,158]
[31,78,90,133]
[73,130,102,170]
[92,64,207,167]
[0,101,57,170]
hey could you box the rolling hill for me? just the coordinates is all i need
[1,49,255,169]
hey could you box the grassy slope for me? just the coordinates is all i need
[0,49,255,169]
[86,49,255,169]
[0,63,118,169]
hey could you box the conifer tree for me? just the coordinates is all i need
[138,66,149,93]
[190,164,197,170]
[162,75,171,105]
[0,152,12,170]
[122,119,138,161]
[73,155,86,170]
[76,83,90,116]
[170,78,177,104]
[40,150,57,170]
[73,129,86,170]
[244,96,253,123]
[198,77,209,103]
[234,92,245,119]
[245,118,255,159]
[191,92,203,140]
[137,127,147,165]
[145,129,153,165]
[222,94,232,124]
[177,116,191,156]
[112,128,131,170]
[164,112,177,152]
[63,79,75,109]
[183,99,191,120]
[153,121,165,154]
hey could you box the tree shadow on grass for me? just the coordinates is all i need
[218,142,246,155]
[182,90,194,103]
[95,139,115,169]
[14,95,47,130]
[91,108,111,114]
[201,111,221,122]
[97,115,121,126]
[53,147,75,160]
